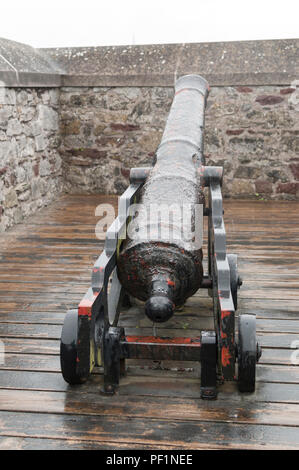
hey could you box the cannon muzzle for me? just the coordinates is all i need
[145,296,174,323]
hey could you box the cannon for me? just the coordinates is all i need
[60,74,261,399]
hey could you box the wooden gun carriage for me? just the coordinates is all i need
[60,75,261,399]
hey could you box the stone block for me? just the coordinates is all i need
[4,189,18,208]
[37,105,59,131]
[255,180,273,194]
[7,118,22,136]
[35,135,47,152]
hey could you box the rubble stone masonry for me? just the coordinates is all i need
[0,87,62,231]
[60,84,299,199]
[0,38,298,231]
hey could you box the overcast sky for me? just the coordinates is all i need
[1,0,298,48]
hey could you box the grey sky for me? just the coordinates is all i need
[2,0,298,48]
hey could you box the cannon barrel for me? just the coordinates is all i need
[117,75,209,322]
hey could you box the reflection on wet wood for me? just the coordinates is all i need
[0,195,299,450]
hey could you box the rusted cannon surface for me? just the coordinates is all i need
[118,75,209,322]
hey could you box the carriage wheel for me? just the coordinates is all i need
[60,310,89,384]
[238,314,261,393]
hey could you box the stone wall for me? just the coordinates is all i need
[59,86,169,194]
[0,38,298,232]
[0,87,62,232]
[60,84,299,199]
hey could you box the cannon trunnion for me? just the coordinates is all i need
[60,75,261,399]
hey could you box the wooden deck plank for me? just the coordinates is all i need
[1,323,298,351]
[1,370,299,405]
[0,389,299,427]
[0,410,298,450]
[1,356,299,384]
[1,337,290,366]
[0,436,178,450]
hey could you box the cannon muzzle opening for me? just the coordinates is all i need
[145,295,174,323]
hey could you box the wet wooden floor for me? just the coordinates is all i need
[0,194,299,450]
